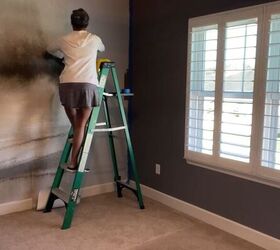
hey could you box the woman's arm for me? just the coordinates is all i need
[47,39,64,59]
[97,37,105,52]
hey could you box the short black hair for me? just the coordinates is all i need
[71,8,89,30]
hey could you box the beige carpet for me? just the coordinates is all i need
[0,191,263,250]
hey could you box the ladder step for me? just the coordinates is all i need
[103,92,134,97]
[68,122,106,143]
[96,122,107,126]
[52,188,69,203]
[93,126,126,132]
[60,163,90,173]
[103,92,114,97]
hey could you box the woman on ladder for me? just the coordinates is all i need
[47,8,105,171]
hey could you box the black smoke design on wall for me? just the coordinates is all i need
[0,1,64,82]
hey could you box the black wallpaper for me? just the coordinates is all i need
[130,0,280,238]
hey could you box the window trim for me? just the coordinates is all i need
[185,1,280,185]
[256,3,280,182]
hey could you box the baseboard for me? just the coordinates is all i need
[0,182,115,214]
[80,182,115,198]
[139,183,280,250]
[0,198,33,216]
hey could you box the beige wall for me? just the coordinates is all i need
[0,0,129,206]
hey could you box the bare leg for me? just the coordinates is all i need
[64,107,77,128]
[70,107,92,167]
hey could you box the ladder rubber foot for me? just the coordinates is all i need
[140,205,145,209]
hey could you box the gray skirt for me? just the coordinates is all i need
[59,82,99,108]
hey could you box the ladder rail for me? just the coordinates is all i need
[62,171,84,229]
[76,66,110,172]
[103,96,121,185]
[78,107,100,172]
[111,67,144,208]
[44,128,73,212]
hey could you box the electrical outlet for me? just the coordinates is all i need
[155,163,160,175]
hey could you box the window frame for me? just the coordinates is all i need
[185,1,280,186]
[256,3,280,182]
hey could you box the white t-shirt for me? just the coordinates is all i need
[47,30,105,86]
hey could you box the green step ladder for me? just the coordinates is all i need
[44,61,144,229]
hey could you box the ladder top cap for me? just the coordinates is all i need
[101,62,115,68]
